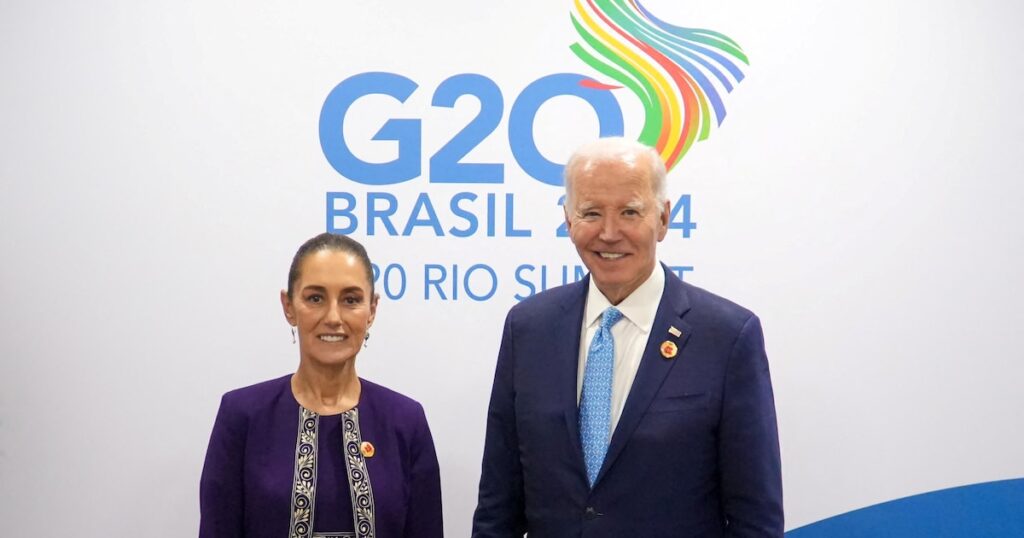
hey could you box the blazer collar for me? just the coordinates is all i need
[558,274,591,482]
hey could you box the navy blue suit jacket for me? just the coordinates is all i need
[473,265,783,537]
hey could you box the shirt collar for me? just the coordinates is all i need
[583,262,665,333]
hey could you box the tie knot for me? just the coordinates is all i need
[600,307,623,330]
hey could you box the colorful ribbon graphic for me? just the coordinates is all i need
[570,0,748,170]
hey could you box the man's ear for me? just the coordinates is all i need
[657,199,671,241]
[563,197,574,235]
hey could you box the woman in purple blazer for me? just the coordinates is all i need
[200,233,443,538]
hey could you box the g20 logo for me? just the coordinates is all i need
[318,71,623,187]
[318,71,697,239]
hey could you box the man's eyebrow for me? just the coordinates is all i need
[575,202,597,212]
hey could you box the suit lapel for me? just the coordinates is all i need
[553,276,590,478]
[595,265,693,486]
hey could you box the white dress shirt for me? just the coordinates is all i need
[576,264,665,433]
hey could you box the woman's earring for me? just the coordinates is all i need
[291,326,296,344]
[364,332,370,348]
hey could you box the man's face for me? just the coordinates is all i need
[565,156,670,305]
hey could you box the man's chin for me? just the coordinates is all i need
[590,263,634,281]
[591,272,636,293]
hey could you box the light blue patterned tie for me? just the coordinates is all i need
[579,306,623,487]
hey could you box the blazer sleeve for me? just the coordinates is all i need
[719,314,784,537]
[199,394,247,538]
[404,403,444,538]
[471,312,527,538]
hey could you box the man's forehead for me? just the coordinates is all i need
[573,194,648,208]
[571,170,650,191]
[570,162,652,191]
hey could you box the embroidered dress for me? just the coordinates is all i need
[200,375,443,538]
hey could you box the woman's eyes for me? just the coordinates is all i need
[305,294,362,305]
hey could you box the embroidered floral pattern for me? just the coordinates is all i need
[288,406,375,538]
[343,408,376,538]
[289,408,319,538]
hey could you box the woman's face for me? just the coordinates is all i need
[281,250,378,369]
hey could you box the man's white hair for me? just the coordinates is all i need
[563,137,668,206]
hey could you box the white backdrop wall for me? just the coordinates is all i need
[2,1,1023,535]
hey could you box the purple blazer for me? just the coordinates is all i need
[200,375,443,538]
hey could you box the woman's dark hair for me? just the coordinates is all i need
[287,233,374,299]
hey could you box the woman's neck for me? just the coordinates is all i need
[291,361,361,415]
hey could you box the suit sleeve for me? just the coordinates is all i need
[471,312,527,538]
[199,394,247,538]
[719,314,784,537]
[403,404,444,538]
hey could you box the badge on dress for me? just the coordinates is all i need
[360,441,375,458]
[660,340,678,359]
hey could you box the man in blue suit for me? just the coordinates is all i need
[472,138,783,537]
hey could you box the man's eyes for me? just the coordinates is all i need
[579,209,640,218]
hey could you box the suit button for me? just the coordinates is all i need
[584,507,599,520]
